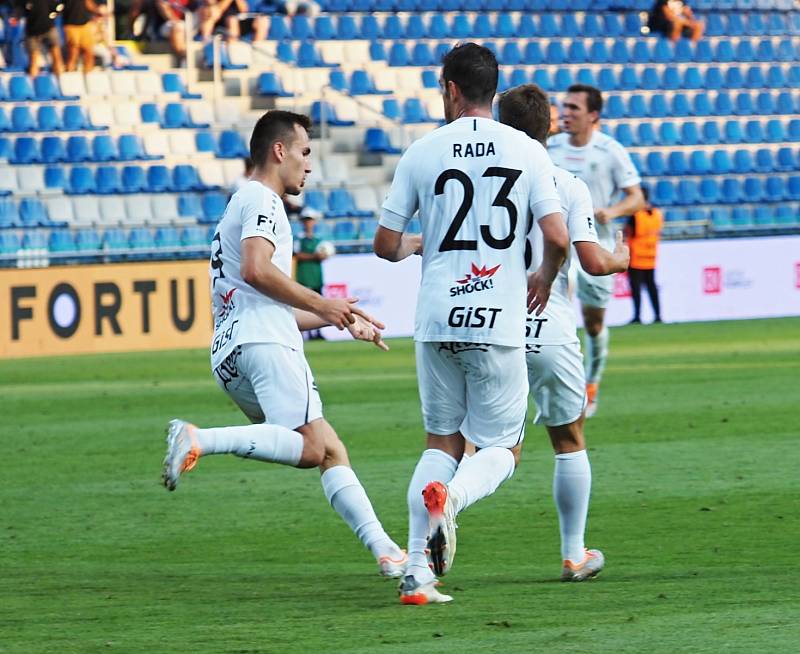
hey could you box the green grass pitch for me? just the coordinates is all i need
[2,318,799,653]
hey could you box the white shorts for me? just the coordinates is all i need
[416,341,528,450]
[526,341,587,427]
[212,342,322,429]
[576,267,614,308]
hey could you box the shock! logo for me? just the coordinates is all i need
[450,263,501,297]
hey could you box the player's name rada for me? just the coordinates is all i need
[452,141,496,157]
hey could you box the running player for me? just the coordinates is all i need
[374,43,568,604]
[548,84,644,416]
[161,110,407,578]
[498,84,630,581]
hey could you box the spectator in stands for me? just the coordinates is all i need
[626,186,663,324]
[63,0,101,73]
[93,1,129,68]
[294,214,329,339]
[648,0,704,43]
[14,0,65,77]
[198,0,267,42]
[156,0,196,63]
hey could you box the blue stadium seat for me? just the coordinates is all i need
[583,13,602,36]
[12,137,41,164]
[632,40,651,64]
[122,165,147,193]
[727,12,745,35]
[276,40,296,64]
[382,98,400,121]
[682,67,703,89]
[659,122,679,145]
[402,98,435,124]
[364,127,401,154]
[147,165,172,193]
[63,104,94,131]
[637,122,657,146]
[703,121,722,144]
[715,40,735,63]
[646,151,666,176]
[653,180,676,206]
[421,70,438,89]
[41,136,66,163]
[698,178,720,203]
[724,120,744,143]
[774,205,795,225]
[173,165,203,192]
[68,166,96,194]
[554,69,573,91]
[162,72,201,99]
[202,192,227,222]
[44,166,67,190]
[37,104,61,131]
[388,42,410,67]
[561,13,580,37]
[193,131,216,155]
[789,176,800,201]
[140,103,161,124]
[49,230,77,254]
[630,152,645,175]
[11,106,36,132]
[691,92,711,117]
[35,74,73,100]
[155,226,181,254]
[533,69,553,92]
[671,93,690,116]
[628,94,647,118]
[767,65,786,87]
[776,91,794,115]
[641,68,660,91]
[92,134,118,162]
[66,135,91,163]
[776,39,794,62]
[383,15,404,39]
[689,150,711,174]
[539,14,559,37]
[523,41,543,65]
[163,103,201,129]
[619,68,638,90]
[776,147,795,171]
[257,72,292,97]
[500,41,522,66]
[0,107,10,132]
[674,39,694,62]
[675,179,700,205]
[705,67,724,89]
[302,189,326,214]
[495,13,515,38]
[118,134,150,161]
[786,119,800,141]
[681,121,701,145]
[710,207,733,230]
[736,39,757,62]
[21,230,48,252]
[411,42,435,66]
[510,69,529,88]
[755,91,776,114]
[747,12,766,36]
[518,14,537,37]
[472,14,494,38]
[328,69,347,92]
[19,198,47,227]
[695,40,714,63]
[589,40,610,63]
[336,15,359,40]
[603,13,623,36]
[711,150,732,174]
[9,75,35,101]
[178,194,201,220]
[615,123,635,147]
[745,66,766,89]
[606,95,625,119]
[95,165,121,194]
[765,176,786,200]
[745,120,765,142]
[288,14,311,40]
[268,15,289,40]
[129,227,156,259]
[218,130,248,158]
[667,151,689,175]
[545,41,567,65]
[427,14,447,39]
[743,177,765,202]
[733,149,754,173]
[309,101,354,126]
[327,188,370,218]
[730,206,752,228]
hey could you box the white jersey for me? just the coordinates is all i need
[548,131,640,251]
[381,116,561,347]
[210,180,302,369]
[527,167,598,346]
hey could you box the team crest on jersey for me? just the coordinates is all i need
[450,263,501,297]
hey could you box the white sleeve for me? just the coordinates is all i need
[381,146,419,223]
[240,191,282,246]
[610,141,642,191]
[527,140,562,221]
[566,177,599,244]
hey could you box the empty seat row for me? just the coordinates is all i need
[708,204,799,230]
[634,147,800,177]
[0,74,78,102]
[0,103,104,133]
[650,176,800,206]
[302,187,375,218]
[602,90,800,119]
[0,193,227,229]
[44,164,222,195]
[610,118,800,148]
[4,134,158,165]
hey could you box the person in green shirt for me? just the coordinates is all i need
[294,215,330,339]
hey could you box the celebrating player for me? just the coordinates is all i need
[498,84,630,581]
[161,110,407,579]
[374,43,568,604]
[548,84,645,416]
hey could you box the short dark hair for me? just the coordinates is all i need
[566,84,603,115]
[498,84,551,145]
[441,42,498,106]
[249,110,312,168]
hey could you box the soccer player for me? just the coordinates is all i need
[161,110,407,579]
[498,84,630,581]
[374,43,568,604]
[548,84,645,417]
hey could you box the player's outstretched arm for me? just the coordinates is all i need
[575,231,630,276]
[242,236,355,329]
[595,184,646,224]
[373,226,422,262]
[528,212,569,315]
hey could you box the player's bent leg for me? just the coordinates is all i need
[305,418,407,577]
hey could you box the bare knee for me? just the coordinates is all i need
[547,420,586,454]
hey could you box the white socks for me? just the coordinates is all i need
[447,446,516,515]
[553,450,592,564]
[584,326,609,384]
[321,465,402,561]
[194,424,303,466]
[406,449,458,582]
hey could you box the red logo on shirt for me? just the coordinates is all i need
[456,263,501,285]
[613,272,631,298]
[703,267,722,294]
[323,283,349,298]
